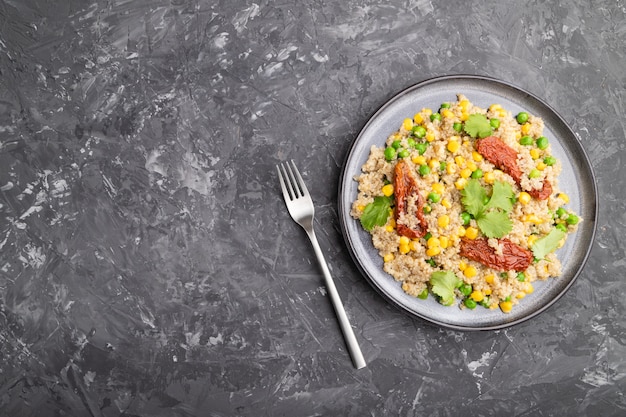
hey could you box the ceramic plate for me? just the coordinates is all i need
[338,75,597,330]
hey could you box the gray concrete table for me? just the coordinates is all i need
[0,0,623,416]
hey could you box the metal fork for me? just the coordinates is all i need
[277,160,366,369]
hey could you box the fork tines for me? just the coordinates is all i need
[277,160,307,201]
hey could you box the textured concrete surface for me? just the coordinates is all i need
[0,0,624,416]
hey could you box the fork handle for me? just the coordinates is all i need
[306,230,367,369]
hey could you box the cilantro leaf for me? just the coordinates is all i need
[430,271,461,306]
[477,210,513,238]
[461,179,486,217]
[360,196,392,231]
[464,114,493,139]
[484,180,514,212]
[532,228,567,259]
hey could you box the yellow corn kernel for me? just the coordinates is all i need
[530,148,541,159]
[469,289,483,301]
[459,260,467,271]
[424,246,439,257]
[459,100,470,112]
[399,243,410,254]
[499,301,513,313]
[441,198,451,209]
[454,155,466,167]
[518,191,531,205]
[489,104,501,112]
[402,118,414,131]
[464,266,478,279]
[463,140,471,148]
[356,204,366,212]
[457,226,466,237]
[527,235,539,246]
[460,111,469,121]
[460,168,472,179]
[413,113,423,124]
[465,226,479,239]
[427,236,440,248]
[385,225,395,232]
[524,283,534,294]
[516,291,526,299]
[441,109,454,119]
[399,236,410,246]
[523,214,543,225]
[422,108,432,116]
[428,159,440,170]
[485,274,495,284]
[439,236,450,249]
[446,163,457,175]
[426,132,435,142]
[521,123,531,135]
[471,151,483,162]
[466,161,478,172]
[447,139,460,153]
[455,178,467,190]
[497,109,507,119]
[382,184,394,197]
[483,171,495,184]
[558,193,570,204]
[383,253,394,262]
[432,183,445,194]
[484,288,492,296]
[412,155,426,165]
[536,161,546,171]
[438,214,450,229]
[515,131,522,139]
[409,240,420,252]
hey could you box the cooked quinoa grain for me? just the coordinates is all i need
[351,95,580,313]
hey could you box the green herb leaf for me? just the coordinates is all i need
[430,271,461,306]
[477,210,513,238]
[484,180,514,212]
[461,179,487,217]
[360,196,392,231]
[532,228,567,259]
[464,114,493,138]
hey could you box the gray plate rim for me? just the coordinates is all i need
[338,74,598,331]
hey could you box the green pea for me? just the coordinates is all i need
[412,125,427,138]
[440,102,451,109]
[529,169,541,179]
[407,138,417,148]
[398,149,410,158]
[384,147,396,161]
[415,142,428,155]
[471,169,483,179]
[424,232,432,241]
[423,205,432,214]
[519,135,533,146]
[516,272,526,282]
[453,122,463,132]
[460,212,471,225]
[459,283,472,297]
[544,156,556,166]
[417,288,429,299]
[516,112,529,124]
[464,298,477,309]
[419,164,431,176]
[430,113,442,122]
[479,297,491,308]
[490,118,500,129]
[536,136,549,150]
[556,207,567,218]
[440,161,447,171]
[556,223,568,232]
[566,214,579,225]
[427,192,441,203]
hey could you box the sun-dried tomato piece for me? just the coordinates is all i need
[476,136,523,183]
[528,179,552,200]
[459,237,533,272]
[394,160,428,239]
[476,136,551,200]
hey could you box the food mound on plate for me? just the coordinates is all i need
[350,94,581,313]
